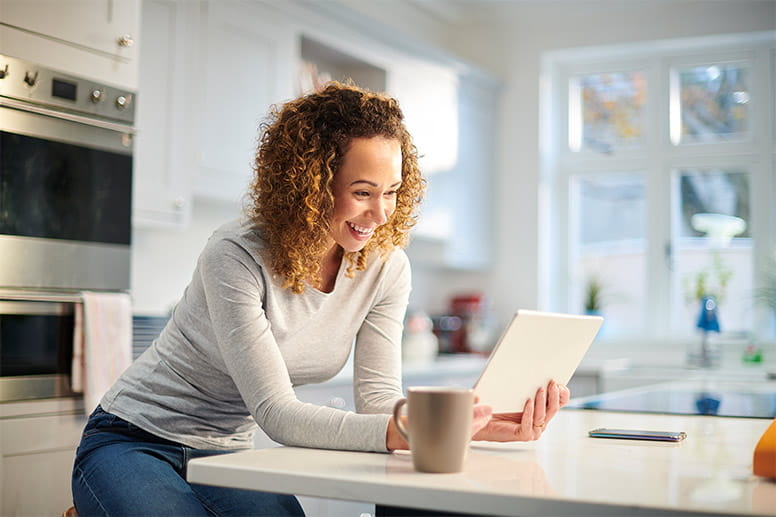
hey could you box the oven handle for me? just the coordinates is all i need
[0,300,74,315]
[0,97,136,136]
[0,289,83,304]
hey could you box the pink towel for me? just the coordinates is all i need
[71,292,132,414]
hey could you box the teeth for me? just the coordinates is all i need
[348,222,373,235]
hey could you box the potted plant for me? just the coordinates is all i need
[584,276,604,315]
[683,252,733,367]
[684,252,733,310]
[753,251,776,328]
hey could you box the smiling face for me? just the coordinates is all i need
[327,136,403,254]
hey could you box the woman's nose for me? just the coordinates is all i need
[370,197,390,225]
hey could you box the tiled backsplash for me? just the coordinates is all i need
[132,315,169,360]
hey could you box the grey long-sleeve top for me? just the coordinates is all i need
[101,218,409,452]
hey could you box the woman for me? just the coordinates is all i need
[71,83,569,516]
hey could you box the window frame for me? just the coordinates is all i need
[542,31,775,343]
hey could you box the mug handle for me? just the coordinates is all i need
[392,398,409,441]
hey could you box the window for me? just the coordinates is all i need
[544,33,775,342]
[569,71,647,153]
[671,62,751,144]
[671,168,752,336]
[570,172,647,337]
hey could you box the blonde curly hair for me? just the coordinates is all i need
[247,82,426,294]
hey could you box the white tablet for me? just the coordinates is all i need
[472,310,603,413]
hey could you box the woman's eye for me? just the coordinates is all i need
[385,190,398,197]
[354,191,369,198]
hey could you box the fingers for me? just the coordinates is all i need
[559,384,571,406]
[525,382,559,440]
[545,380,560,422]
[471,404,493,438]
[536,381,570,438]
[533,385,547,429]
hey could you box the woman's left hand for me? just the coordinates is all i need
[472,380,570,442]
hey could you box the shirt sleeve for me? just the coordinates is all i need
[352,251,410,414]
[199,239,392,452]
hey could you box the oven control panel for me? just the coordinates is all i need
[0,54,136,124]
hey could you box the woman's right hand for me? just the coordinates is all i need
[386,413,409,451]
[472,380,569,442]
[388,398,494,451]
[472,402,493,437]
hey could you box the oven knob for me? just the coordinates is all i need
[115,95,131,110]
[90,88,105,103]
[23,70,38,87]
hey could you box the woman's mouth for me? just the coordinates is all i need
[347,221,375,240]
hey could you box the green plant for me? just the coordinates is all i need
[584,276,603,312]
[684,251,733,305]
[754,253,776,313]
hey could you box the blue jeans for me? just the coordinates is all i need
[71,406,305,517]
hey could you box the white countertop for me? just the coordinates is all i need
[188,409,776,516]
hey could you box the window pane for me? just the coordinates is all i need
[674,63,750,144]
[571,173,646,337]
[672,169,752,336]
[570,71,646,153]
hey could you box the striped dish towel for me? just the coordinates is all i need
[71,292,133,414]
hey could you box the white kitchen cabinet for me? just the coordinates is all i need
[194,0,296,203]
[408,70,500,270]
[444,72,499,269]
[133,0,199,228]
[0,398,86,516]
[0,0,140,88]
[388,60,459,177]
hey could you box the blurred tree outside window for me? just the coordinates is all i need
[570,71,646,154]
[673,63,750,144]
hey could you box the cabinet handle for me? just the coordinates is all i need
[117,34,135,48]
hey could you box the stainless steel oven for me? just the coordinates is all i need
[0,54,134,401]
[0,293,79,402]
[0,53,135,291]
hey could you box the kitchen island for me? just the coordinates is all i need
[188,408,776,516]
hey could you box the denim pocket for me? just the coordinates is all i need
[82,406,138,438]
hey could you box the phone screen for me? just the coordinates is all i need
[588,428,687,442]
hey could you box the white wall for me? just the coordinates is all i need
[131,199,242,314]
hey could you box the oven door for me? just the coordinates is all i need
[0,297,77,402]
[0,103,132,291]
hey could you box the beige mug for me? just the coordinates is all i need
[392,386,474,473]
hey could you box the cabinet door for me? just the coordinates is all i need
[195,0,296,203]
[2,450,78,515]
[133,0,198,228]
[1,0,139,59]
[406,71,499,269]
[0,404,86,516]
[0,0,139,87]
[444,73,498,269]
[388,61,459,176]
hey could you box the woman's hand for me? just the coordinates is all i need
[472,380,570,442]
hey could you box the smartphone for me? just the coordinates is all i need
[588,428,687,442]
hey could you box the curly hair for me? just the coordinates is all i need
[246,82,426,294]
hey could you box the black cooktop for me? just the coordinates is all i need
[566,388,776,419]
